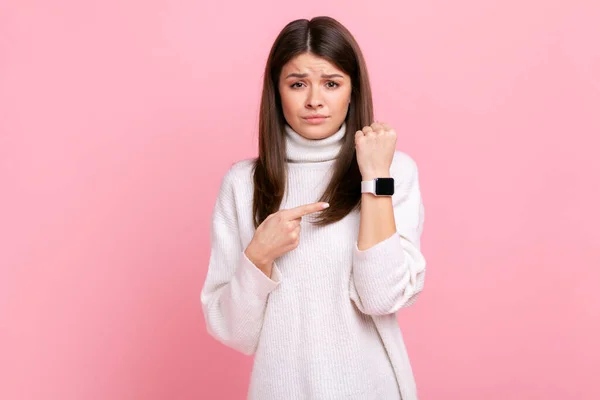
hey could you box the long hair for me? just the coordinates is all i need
[252,16,374,229]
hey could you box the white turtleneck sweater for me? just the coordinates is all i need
[201,122,426,400]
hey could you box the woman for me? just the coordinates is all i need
[201,16,426,400]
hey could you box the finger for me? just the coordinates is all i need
[371,121,382,128]
[371,122,385,133]
[381,122,392,131]
[285,202,330,220]
[381,123,395,136]
[362,126,373,134]
[355,130,365,142]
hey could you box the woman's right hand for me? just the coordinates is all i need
[244,202,330,277]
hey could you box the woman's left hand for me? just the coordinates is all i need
[355,121,397,180]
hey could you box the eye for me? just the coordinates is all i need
[290,82,305,88]
[326,81,340,88]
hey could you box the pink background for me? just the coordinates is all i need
[1,1,599,399]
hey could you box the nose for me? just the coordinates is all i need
[305,87,323,109]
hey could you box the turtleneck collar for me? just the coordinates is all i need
[284,122,346,163]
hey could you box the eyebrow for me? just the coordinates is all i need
[284,73,344,79]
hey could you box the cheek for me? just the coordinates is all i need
[280,89,303,112]
[330,91,352,111]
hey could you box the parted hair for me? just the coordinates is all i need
[252,16,374,229]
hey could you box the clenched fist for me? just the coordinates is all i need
[244,202,330,278]
[355,122,396,180]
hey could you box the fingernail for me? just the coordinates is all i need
[322,203,330,209]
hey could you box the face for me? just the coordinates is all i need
[278,52,352,140]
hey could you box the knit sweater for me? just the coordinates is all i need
[201,122,426,400]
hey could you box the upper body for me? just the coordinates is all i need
[200,16,426,400]
[201,121,426,399]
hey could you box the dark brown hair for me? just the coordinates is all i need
[252,16,373,229]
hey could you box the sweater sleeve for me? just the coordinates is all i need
[349,154,426,316]
[200,165,282,355]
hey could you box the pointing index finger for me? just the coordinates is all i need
[285,202,330,220]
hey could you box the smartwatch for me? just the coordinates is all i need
[361,177,395,196]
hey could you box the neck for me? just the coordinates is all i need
[284,122,346,163]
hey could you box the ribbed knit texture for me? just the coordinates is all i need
[201,122,426,400]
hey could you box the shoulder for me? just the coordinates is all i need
[221,157,257,185]
[391,150,420,182]
[214,158,257,208]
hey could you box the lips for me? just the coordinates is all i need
[302,115,329,124]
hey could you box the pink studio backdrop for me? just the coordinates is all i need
[1,1,599,399]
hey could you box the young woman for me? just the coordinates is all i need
[201,16,426,400]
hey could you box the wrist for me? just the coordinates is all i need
[361,170,391,181]
[244,244,272,269]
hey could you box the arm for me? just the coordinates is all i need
[200,166,281,355]
[349,153,426,316]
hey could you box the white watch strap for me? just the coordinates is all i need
[361,180,376,193]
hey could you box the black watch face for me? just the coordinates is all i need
[375,178,394,195]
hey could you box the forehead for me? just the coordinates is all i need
[281,53,345,76]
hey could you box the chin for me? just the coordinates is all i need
[300,121,336,136]
[301,127,329,139]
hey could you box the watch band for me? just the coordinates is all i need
[361,177,395,196]
[361,180,377,194]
